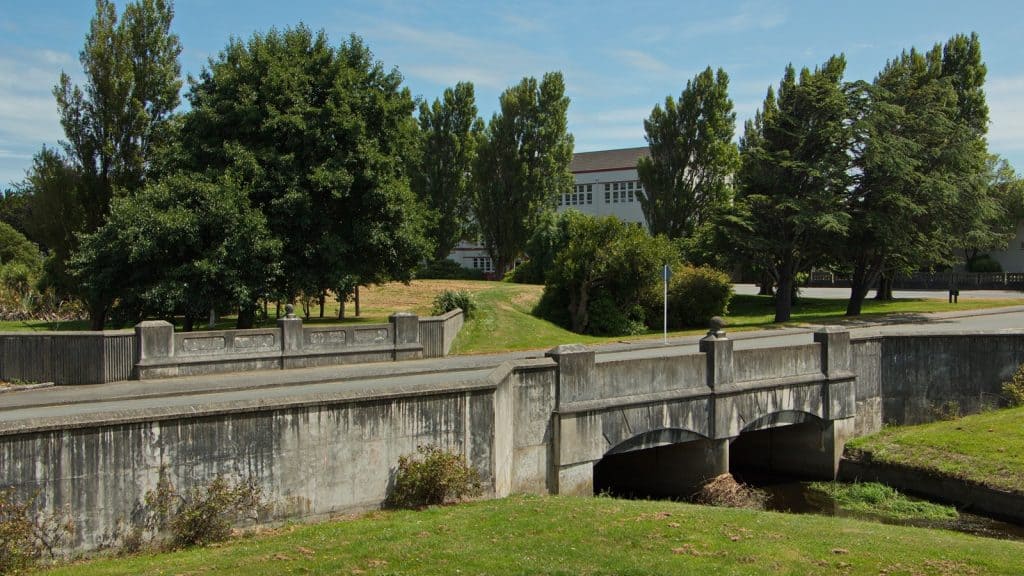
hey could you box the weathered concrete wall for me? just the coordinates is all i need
[0,384,495,551]
[8,327,1024,553]
[0,331,135,385]
[419,308,465,358]
[879,333,1024,425]
[733,344,820,382]
[850,338,883,435]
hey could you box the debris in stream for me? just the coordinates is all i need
[694,473,768,510]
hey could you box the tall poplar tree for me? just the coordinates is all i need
[413,82,484,261]
[473,72,574,275]
[636,66,738,240]
[43,0,182,328]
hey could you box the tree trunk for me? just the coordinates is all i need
[875,275,894,301]
[236,306,255,329]
[339,298,345,319]
[87,300,108,331]
[183,314,194,332]
[319,291,325,318]
[568,284,590,333]
[774,263,794,323]
[847,265,871,316]
[354,286,361,317]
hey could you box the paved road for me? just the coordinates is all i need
[732,283,1024,300]
[3,303,1024,428]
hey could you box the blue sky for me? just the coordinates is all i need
[2,1,1023,188]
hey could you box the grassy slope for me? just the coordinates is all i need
[846,407,1024,493]
[4,281,1024,354]
[42,495,1024,576]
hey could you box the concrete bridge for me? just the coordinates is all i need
[2,323,1022,551]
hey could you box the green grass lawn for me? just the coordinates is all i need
[40,494,1024,576]
[846,406,1024,494]
[5,282,1024,356]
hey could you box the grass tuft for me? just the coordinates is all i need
[808,481,957,521]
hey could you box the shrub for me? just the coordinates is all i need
[646,265,732,329]
[0,489,35,575]
[0,489,73,575]
[432,289,475,319]
[586,293,646,336]
[385,445,482,509]
[1002,363,1024,407]
[144,469,264,549]
[931,400,961,421]
[415,259,484,280]
[537,212,679,335]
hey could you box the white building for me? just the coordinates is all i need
[448,146,651,274]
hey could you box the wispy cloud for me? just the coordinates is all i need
[499,12,547,34]
[612,49,673,76]
[0,50,71,185]
[681,1,786,38]
[988,75,1024,155]
[367,21,551,92]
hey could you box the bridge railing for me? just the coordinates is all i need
[1,309,464,384]
[0,330,136,385]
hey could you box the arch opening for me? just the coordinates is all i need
[729,410,832,482]
[593,429,725,499]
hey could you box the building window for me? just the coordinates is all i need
[471,257,493,272]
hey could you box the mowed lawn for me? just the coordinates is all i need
[846,406,1024,494]
[40,494,1024,576]
[4,280,1024,355]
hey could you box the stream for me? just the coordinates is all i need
[734,472,1024,542]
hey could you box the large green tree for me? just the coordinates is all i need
[473,72,574,275]
[413,82,484,261]
[842,33,994,315]
[636,66,738,241]
[72,172,280,329]
[182,27,429,324]
[55,0,181,230]
[731,56,852,322]
[44,0,181,328]
[18,148,85,296]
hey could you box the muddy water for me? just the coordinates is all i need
[736,473,1024,542]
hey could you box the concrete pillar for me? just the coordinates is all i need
[699,329,733,390]
[390,312,420,345]
[545,343,596,405]
[277,305,303,353]
[707,438,730,478]
[135,320,174,362]
[814,326,850,377]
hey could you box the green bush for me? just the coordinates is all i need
[1002,363,1024,407]
[967,254,1002,273]
[536,212,679,335]
[431,289,475,319]
[586,294,646,336]
[415,259,484,280]
[647,265,732,329]
[385,445,482,509]
[144,470,264,550]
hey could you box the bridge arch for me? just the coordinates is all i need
[593,427,727,498]
[730,410,834,480]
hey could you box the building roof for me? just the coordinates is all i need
[570,146,650,174]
